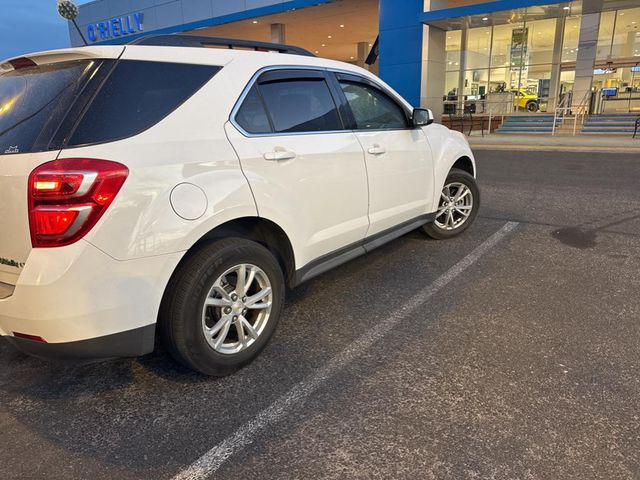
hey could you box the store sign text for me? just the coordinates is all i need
[87,13,143,43]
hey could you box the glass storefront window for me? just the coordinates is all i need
[491,23,523,69]
[446,31,461,69]
[527,18,556,65]
[488,67,509,93]
[439,3,640,106]
[466,26,492,70]
[462,69,489,98]
[559,70,575,96]
[610,8,640,59]
[526,64,552,111]
[445,71,459,98]
[562,15,581,63]
[595,67,640,113]
[596,10,616,59]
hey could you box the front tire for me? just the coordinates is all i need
[159,238,285,376]
[423,168,480,240]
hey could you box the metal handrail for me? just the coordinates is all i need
[552,93,572,136]
[572,90,592,136]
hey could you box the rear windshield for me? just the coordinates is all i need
[0,60,95,155]
[0,59,221,155]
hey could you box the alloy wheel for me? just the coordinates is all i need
[201,264,273,355]
[434,182,474,231]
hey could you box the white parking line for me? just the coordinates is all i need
[172,221,520,480]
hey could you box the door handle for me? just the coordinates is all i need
[264,148,296,161]
[367,144,386,156]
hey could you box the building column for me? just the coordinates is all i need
[572,13,599,108]
[457,26,468,112]
[421,25,446,119]
[548,15,566,110]
[572,0,605,109]
[378,0,424,107]
[357,42,369,69]
[270,23,286,44]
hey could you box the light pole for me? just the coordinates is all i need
[57,0,88,46]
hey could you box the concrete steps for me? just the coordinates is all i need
[582,113,639,135]
[496,115,555,134]
[495,113,639,135]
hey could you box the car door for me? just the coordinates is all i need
[225,69,370,271]
[333,73,435,237]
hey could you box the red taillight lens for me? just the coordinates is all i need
[32,172,85,196]
[13,332,47,343]
[8,57,37,70]
[33,209,80,236]
[28,158,129,248]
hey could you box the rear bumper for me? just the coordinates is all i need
[4,324,156,362]
[0,240,183,361]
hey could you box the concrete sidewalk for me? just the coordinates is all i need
[468,133,640,153]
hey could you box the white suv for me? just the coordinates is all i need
[0,35,479,375]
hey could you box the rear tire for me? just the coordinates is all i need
[423,168,480,240]
[159,238,285,376]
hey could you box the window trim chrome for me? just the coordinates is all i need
[229,65,416,138]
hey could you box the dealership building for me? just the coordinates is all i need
[70,0,640,123]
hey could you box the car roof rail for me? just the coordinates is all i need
[129,34,316,57]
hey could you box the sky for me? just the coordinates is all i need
[0,0,93,60]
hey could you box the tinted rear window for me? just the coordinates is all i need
[0,60,95,155]
[236,85,272,134]
[68,61,220,147]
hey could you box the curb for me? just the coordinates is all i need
[470,144,640,153]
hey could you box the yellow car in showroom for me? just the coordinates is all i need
[512,89,540,112]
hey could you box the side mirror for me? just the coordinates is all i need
[412,108,434,127]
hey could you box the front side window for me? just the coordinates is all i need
[258,78,342,133]
[339,80,408,130]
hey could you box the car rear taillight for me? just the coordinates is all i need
[28,158,128,248]
[13,332,47,343]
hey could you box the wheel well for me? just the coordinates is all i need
[187,217,296,286]
[452,156,475,177]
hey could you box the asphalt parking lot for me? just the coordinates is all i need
[2,149,640,480]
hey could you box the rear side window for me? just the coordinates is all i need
[236,85,271,134]
[0,60,95,156]
[68,61,220,147]
[339,80,408,130]
[258,78,342,133]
